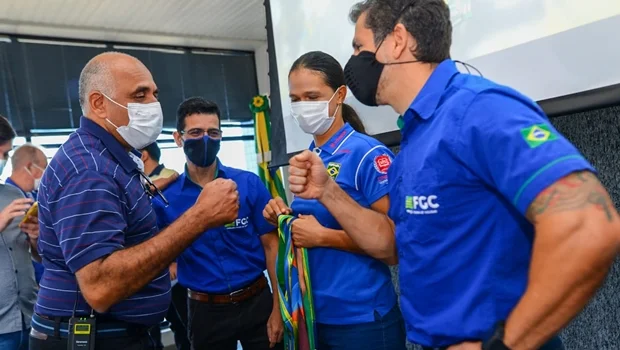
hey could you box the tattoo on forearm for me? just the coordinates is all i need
[527,171,615,222]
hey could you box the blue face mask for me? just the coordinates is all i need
[183,135,221,168]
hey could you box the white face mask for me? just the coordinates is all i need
[103,93,163,150]
[24,164,45,191]
[291,89,341,135]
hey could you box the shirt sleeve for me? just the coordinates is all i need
[47,170,128,273]
[151,197,169,230]
[248,174,276,236]
[461,91,595,215]
[355,145,394,205]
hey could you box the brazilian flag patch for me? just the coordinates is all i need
[326,162,341,180]
[520,124,557,148]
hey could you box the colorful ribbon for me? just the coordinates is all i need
[250,95,288,204]
[276,215,316,350]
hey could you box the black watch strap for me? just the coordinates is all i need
[482,322,511,350]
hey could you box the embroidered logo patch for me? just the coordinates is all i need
[520,124,557,148]
[373,154,392,174]
[326,162,341,179]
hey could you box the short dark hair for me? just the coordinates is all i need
[141,142,161,162]
[290,51,367,134]
[350,0,452,63]
[176,97,221,132]
[0,115,16,145]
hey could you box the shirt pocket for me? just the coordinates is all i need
[395,169,454,245]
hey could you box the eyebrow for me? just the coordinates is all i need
[131,85,151,96]
[289,90,321,98]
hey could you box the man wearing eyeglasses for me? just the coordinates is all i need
[152,97,284,350]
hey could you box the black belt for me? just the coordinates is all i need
[32,313,152,339]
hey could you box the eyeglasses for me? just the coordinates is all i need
[181,128,223,139]
[138,170,169,206]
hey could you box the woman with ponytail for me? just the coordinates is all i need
[263,51,405,350]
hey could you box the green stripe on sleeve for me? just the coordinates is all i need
[512,155,584,206]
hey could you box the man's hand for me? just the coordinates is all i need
[19,216,40,242]
[263,197,292,226]
[169,262,178,281]
[289,150,330,200]
[0,198,33,233]
[195,178,239,229]
[267,308,284,348]
[291,214,325,248]
[152,172,179,192]
[447,342,481,350]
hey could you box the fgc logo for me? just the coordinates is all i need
[225,217,250,230]
[405,195,439,215]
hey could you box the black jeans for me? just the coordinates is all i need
[188,287,282,350]
[148,284,190,350]
[167,284,191,350]
[29,330,159,350]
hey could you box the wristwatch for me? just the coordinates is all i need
[482,322,512,350]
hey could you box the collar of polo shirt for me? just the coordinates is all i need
[403,59,460,126]
[79,117,140,174]
[309,123,355,155]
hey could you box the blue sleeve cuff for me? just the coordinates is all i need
[365,187,390,206]
[66,243,123,273]
[513,155,596,215]
[256,220,276,236]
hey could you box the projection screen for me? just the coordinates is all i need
[268,0,620,166]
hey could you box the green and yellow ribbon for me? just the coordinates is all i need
[250,95,288,204]
[276,215,316,350]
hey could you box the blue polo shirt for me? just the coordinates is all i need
[35,117,171,326]
[152,162,275,294]
[389,60,595,346]
[291,123,398,325]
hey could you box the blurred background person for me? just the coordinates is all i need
[0,116,40,350]
[140,142,178,181]
[5,144,48,285]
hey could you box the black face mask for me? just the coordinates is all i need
[183,135,220,167]
[345,49,420,107]
[344,51,385,106]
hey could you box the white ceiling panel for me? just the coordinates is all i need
[0,0,268,50]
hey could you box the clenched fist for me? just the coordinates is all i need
[195,178,239,229]
[288,150,330,200]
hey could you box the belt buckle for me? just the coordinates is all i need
[228,288,246,303]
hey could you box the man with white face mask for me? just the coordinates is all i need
[30,52,240,350]
[0,117,40,350]
[5,144,47,283]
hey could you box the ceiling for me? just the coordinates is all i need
[0,0,268,51]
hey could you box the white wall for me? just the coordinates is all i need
[254,43,270,95]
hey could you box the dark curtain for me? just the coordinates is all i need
[0,40,257,136]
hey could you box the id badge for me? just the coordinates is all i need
[67,316,96,350]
